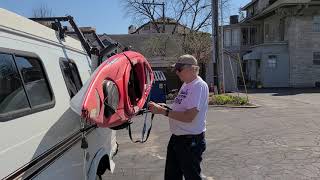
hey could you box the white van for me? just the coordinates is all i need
[0,8,117,180]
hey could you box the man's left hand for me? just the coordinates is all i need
[147,101,165,115]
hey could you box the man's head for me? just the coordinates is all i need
[172,54,199,83]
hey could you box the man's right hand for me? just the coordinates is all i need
[157,103,167,106]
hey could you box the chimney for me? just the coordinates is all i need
[230,15,239,24]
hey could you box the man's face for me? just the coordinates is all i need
[174,64,192,82]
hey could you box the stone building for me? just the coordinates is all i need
[241,0,320,87]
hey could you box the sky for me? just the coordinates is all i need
[0,0,249,35]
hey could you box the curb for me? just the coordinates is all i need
[208,104,261,108]
[167,101,261,108]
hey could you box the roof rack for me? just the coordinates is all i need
[29,16,123,65]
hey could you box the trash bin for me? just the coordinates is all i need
[150,71,167,103]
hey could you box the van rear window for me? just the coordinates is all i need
[0,53,54,119]
[59,59,83,98]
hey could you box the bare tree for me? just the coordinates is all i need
[121,0,165,33]
[124,0,228,79]
[122,0,212,33]
[122,0,230,33]
[182,32,211,64]
[32,4,53,27]
[32,4,53,18]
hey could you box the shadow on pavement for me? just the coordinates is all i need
[240,87,320,96]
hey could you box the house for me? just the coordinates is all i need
[220,15,242,92]
[129,17,190,34]
[204,15,242,93]
[128,16,243,92]
[240,0,320,88]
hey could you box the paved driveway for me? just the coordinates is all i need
[103,89,320,180]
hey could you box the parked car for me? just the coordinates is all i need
[0,8,117,180]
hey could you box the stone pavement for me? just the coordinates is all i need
[103,89,320,180]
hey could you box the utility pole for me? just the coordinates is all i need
[220,0,225,93]
[162,2,165,33]
[212,0,220,93]
[142,2,165,33]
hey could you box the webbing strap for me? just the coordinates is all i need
[127,112,154,143]
[127,104,172,143]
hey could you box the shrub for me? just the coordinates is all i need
[209,94,249,105]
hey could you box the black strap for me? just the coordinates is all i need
[127,110,154,143]
[127,105,172,143]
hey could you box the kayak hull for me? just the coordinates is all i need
[71,51,154,128]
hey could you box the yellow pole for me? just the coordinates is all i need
[237,53,248,101]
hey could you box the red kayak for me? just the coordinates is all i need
[71,51,154,128]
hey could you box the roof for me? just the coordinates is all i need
[0,8,85,53]
[242,0,317,22]
[154,17,178,24]
[260,0,311,14]
[106,33,184,56]
[153,71,166,81]
[130,17,188,34]
[241,0,258,10]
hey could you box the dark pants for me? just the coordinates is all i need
[164,132,206,180]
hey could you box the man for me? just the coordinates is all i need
[148,54,209,180]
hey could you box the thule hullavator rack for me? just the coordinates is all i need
[29,16,122,66]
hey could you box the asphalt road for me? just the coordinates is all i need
[103,89,320,180]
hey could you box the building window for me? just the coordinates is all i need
[313,16,320,32]
[242,28,249,45]
[265,23,270,40]
[280,18,285,41]
[250,27,257,45]
[313,52,320,65]
[247,8,254,18]
[267,55,277,68]
[224,30,231,47]
[232,29,240,46]
[59,59,83,98]
[0,53,53,119]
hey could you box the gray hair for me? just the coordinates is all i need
[183,64,199,75]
